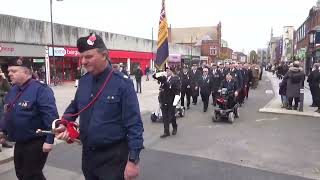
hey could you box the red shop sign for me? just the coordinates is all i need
[65,47,79,57]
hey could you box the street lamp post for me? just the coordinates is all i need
[50,0,63,84]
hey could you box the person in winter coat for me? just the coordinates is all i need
[134,66,143,93]
[283,61,305,110]
[279,80,288,108]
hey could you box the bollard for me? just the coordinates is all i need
[299,88,304,112]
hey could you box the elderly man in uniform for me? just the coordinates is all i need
[0,58,59,180]
[190,64,200,105]
[154,67,180,138]
[199,67,211,112]
[55,33,144,180]
[210,64,223,106]
[179,66,191,109]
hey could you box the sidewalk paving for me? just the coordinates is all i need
[0,76,160,165]
[259,72,320,118]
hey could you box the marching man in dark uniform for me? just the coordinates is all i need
[0,58,59,180]
[199,67,211,112]
[210,64,223,106]
[179,66,191,109]
[154,67,180,138]
[55,34,144,180]
[190,64,200,105]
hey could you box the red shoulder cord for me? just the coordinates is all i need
[57,69,114,143]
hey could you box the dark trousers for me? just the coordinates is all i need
[201,92,210,111]
[14,138,48,180]
[82,141,129,180]
[136,79,142,93]
[288,97,299,108]
[238,88,245,104]
[161,104,177,134]
[211,91,219,106]
[245,85,250,98]
[310,86,316,105]
[181,89,191,108]
[192,87,199,104]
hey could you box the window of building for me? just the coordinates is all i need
[210,46,217,55]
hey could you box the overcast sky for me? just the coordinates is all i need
[0,0,317,53]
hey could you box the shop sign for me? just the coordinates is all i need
[33,59,45,63]
[0,45,15,53]
[0,43,44,57]
[49,47,80,57]
[200,56,209,61]
[169,54,181,62]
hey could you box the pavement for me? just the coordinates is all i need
[1,74,320,180]
[259,71,320,117]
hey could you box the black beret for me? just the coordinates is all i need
[77,33,107,53]
[8,57,32,69]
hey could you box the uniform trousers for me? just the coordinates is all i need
[14,138,48,180]
[161,104,177,134]
[211,91,219,106]
[82,140,129,180]
[201,92,210,111]
[181,89,191,108]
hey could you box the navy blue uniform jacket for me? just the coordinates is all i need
[0,79,58,144]
[63,66,144,160]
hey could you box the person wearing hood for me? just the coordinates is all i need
[283,61,305,110]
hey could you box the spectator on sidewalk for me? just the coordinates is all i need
[307,63,320,107]
[307,63,320,112]
[145,66,150,81]
[121,65,130,78]
[134,66,143,93]
[283,61,305,110]
[279,79,288,108]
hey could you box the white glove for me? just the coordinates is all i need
[0,73,6,79]
[155,72,167,78]
[187,85,190,88]
[173,95,180,106]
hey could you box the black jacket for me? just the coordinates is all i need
[134,69,143,80]
[154,75,181,106]
[179,72,191,92]
[199,75,211,94]
[220,79,238,93]
[307,69,320,88]
[209,69,223,92]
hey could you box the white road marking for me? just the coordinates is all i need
[256,117,279,122]
[265,90,274,94]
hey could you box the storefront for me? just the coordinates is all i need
[0,42,46,80]
[109,50,154,75]
[48,47,80,82]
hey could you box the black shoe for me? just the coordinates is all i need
[160,133,170,138]
[187,106,190,110]
[2,142,13,148]
[310,104,317,107]
[293,107,298,110]
[172,129,177,135]
[315,109,320,113]
[286,106,292,110]
[203,108,207,112]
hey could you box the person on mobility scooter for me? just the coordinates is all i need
[212,73,240,123]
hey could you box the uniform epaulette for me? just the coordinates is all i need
[113,70,129,79]
[35,80,48,87]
